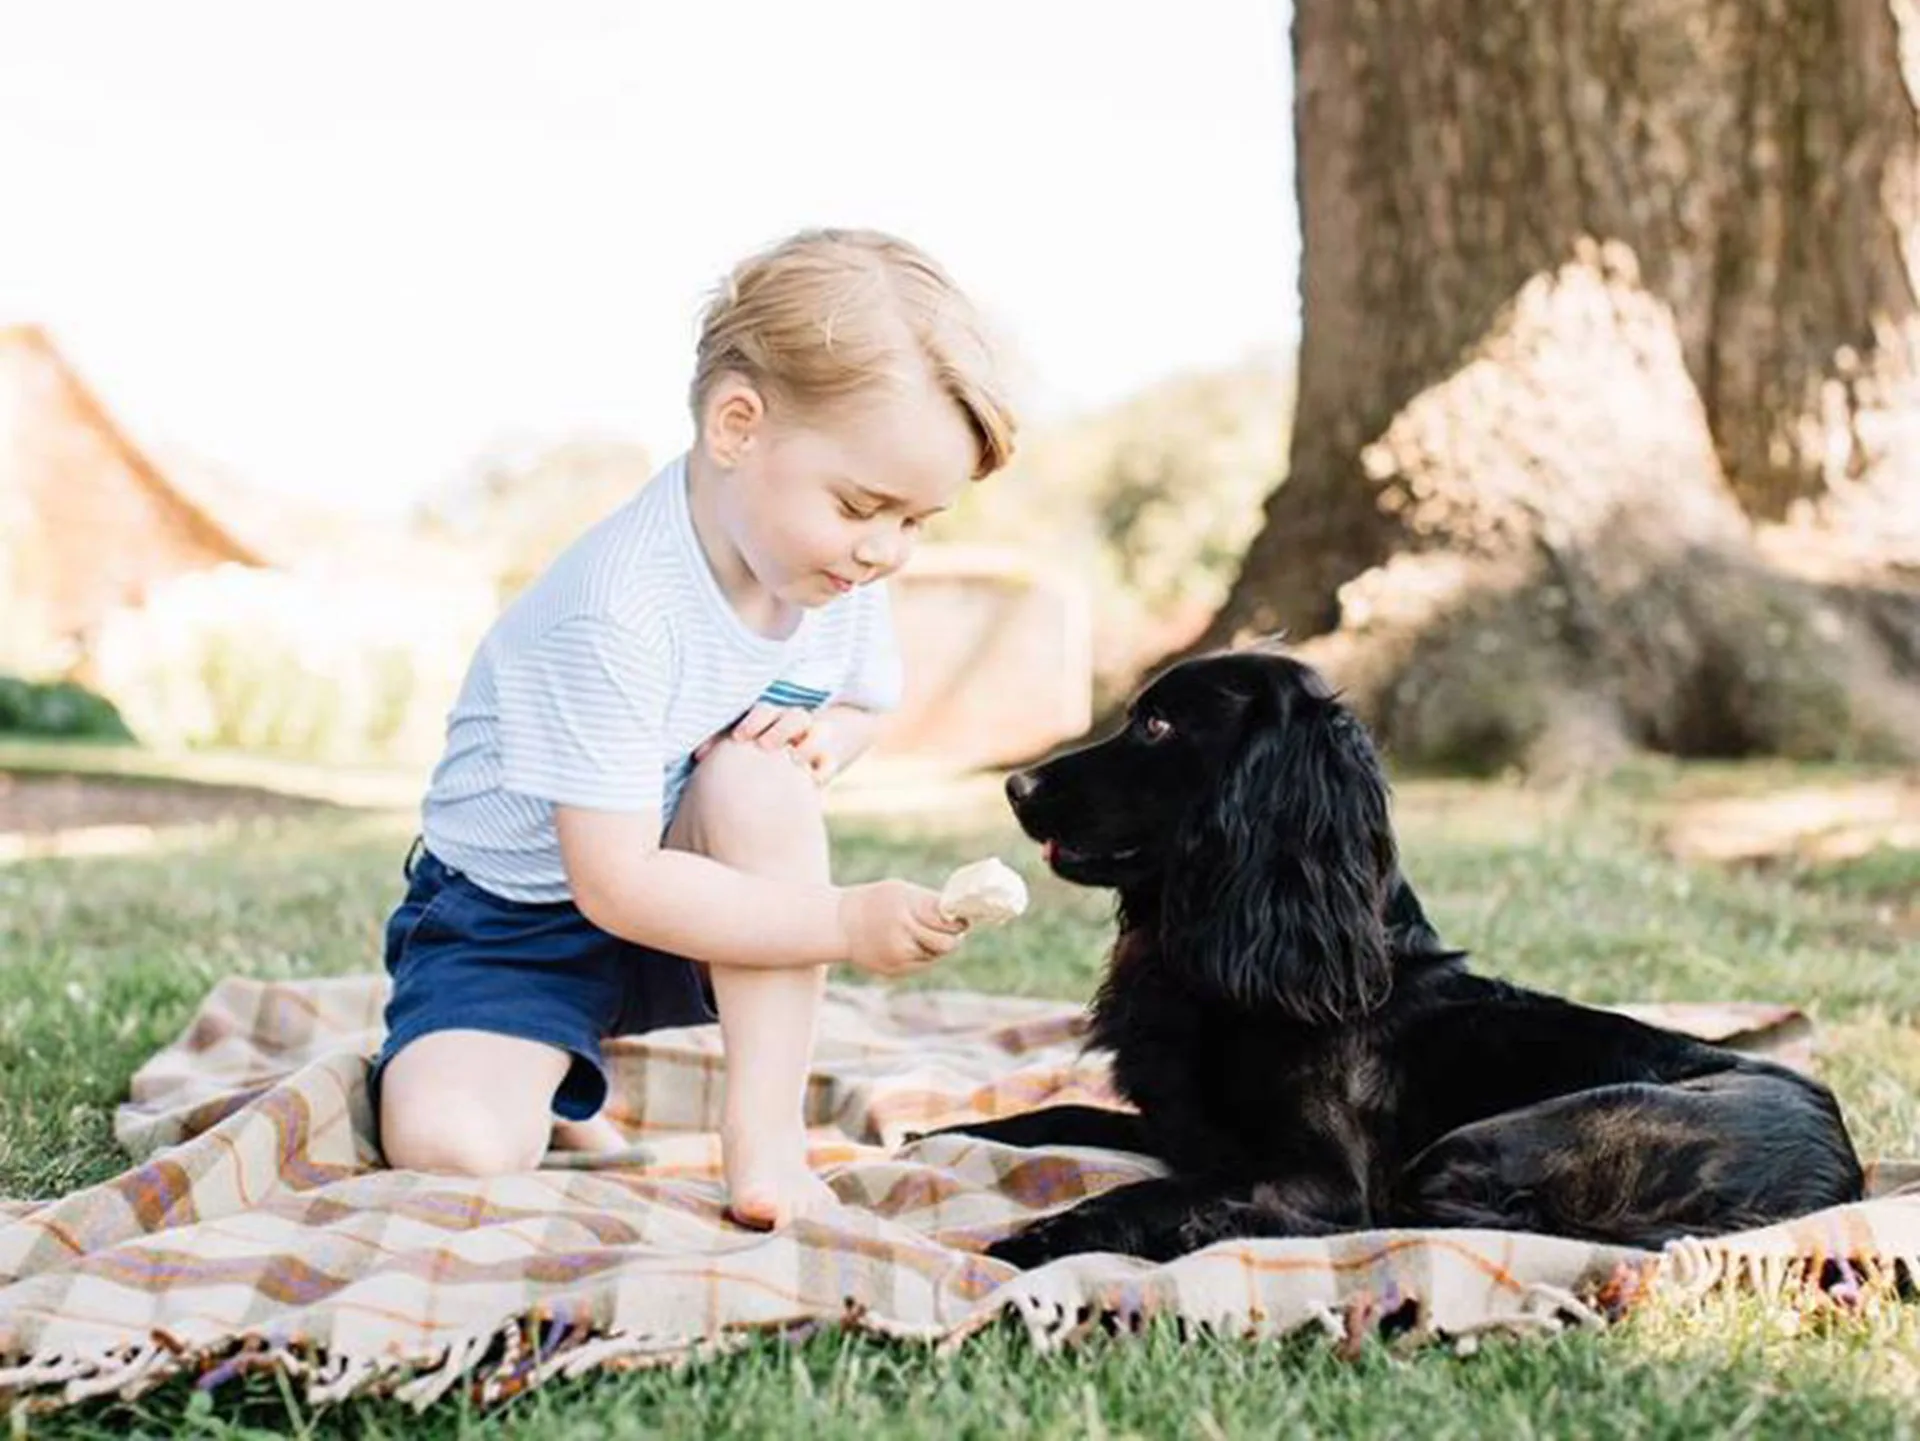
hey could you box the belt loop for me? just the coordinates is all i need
[403,834,424,880]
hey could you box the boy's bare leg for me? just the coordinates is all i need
[551,1113,628,1152]
[383,1033,624,1168]
[380,1029,572,1175]
[664,739,836,1227]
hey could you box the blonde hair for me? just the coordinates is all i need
[690,229,1017,479]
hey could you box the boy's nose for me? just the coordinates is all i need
[854,536,900,570]
[857,522,921,572]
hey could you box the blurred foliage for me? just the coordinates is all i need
[53,437,649,768]
[0,674,133,740]
[89,565,492,766]
[57,364,1292,764]
[943,353,1293,701]
[413,436,653,602]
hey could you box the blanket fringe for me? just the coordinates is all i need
[0,1340,173,1408]
[392,1331,493,1409]
[950,1265,1611,1363]
[1,1244,1913,1415]
[0,1315,781,1417]
[1652,1240,1920,1317]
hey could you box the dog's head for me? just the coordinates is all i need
[1007,649,1399,1023]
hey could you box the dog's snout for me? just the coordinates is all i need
[1005,770,1041,806]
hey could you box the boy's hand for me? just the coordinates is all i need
[837,881,968,977]
[727,702,814,751]
[694,704,837,783]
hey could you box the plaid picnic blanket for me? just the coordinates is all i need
[1,976,1915,1413]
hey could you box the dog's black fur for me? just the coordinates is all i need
[947,650,1864,1268]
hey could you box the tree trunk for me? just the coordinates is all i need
[1177,0,1920,769]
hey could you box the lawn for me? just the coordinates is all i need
[1,758,1917,1438]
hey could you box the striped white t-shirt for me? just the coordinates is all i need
[420,452,903,903]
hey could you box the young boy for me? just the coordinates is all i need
[371,229,1019,1228]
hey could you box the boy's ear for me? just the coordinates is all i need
[704,374,766,466]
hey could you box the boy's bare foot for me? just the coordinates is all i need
[721,1124,840,1229]
[550,1114,628,1154]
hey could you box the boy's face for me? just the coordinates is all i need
[715,374,978,606]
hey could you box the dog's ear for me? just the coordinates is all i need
[1161,694,1396,1022]
[1382,870,1464,960]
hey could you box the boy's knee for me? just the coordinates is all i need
[673,738,828,874]
[687,738,821,817]
[380,1097,546,1177]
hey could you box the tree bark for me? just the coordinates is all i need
[1200,0,1920,654]
[1158,0,1920,769]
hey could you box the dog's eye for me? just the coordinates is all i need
[1139,714,1173,743]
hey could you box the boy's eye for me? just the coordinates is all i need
[838,496,880,521]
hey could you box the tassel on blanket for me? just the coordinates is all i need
[393,1329,499,1410]
[0,1337,196,1410]
[959,1251,1617,1363]
[305,1352,383,1408]
[58,1341,169,1405]
[1651,1234,1920,1320]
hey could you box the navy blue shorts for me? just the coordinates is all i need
[369,841,718,1124]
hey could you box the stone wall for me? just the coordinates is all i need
[876,545,1092,767]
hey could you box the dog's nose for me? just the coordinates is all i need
[1005,770,1040,806]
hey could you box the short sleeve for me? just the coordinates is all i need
[493,616,669,811]
[836,580,905,712]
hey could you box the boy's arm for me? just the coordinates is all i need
[556,803,959,973]
[556,806,847,968]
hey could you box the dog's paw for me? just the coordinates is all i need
[903,1120,982,1146]
[986,1208,1114,1268]
[986,1225,1066,1270]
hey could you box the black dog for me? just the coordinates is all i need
[948,650,1863,1268]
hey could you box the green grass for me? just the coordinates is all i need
[2,764,1918,1437]
[0,736,423,809]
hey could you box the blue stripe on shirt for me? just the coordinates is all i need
[760,681,833,709]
